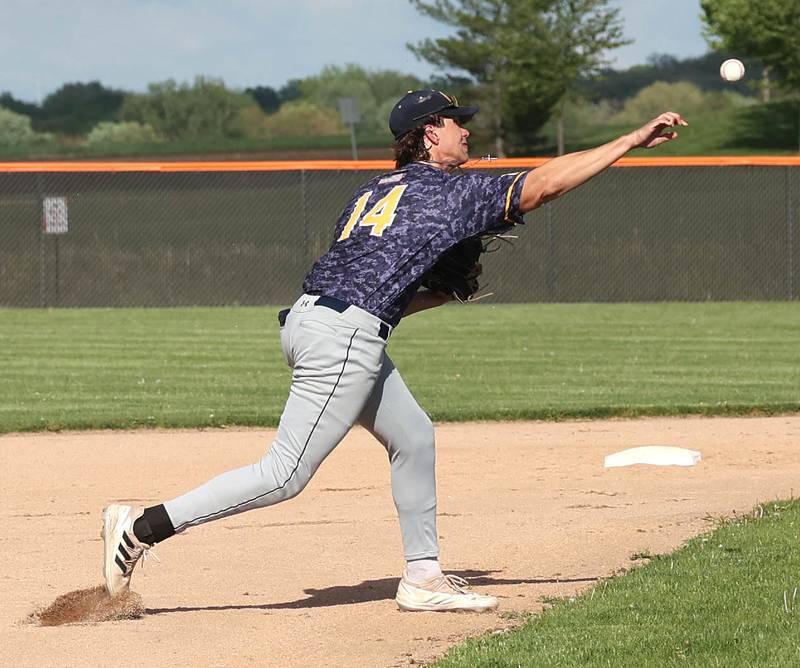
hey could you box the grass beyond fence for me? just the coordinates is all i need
[532,100,800,157]
[0,132,393,161]
[0,302,798,434]
[436,499,800,668]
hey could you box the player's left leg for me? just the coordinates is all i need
[358,353,438,561]
[357,354,498,612]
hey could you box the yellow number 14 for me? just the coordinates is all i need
[338,185,408,241]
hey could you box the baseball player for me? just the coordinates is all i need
[102,90,686,612]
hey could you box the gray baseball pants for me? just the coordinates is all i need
[163,294,439,560]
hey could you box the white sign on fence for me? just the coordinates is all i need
[43,196,69,235]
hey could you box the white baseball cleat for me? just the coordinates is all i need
[395,571,498,612]
[101,504,155,597]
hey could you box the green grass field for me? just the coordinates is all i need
[0,302,798,433]
[437,500,800,667]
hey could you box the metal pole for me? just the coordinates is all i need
[546,203,556,302]
[39,221,46,308]
[349,123,359,161]
[788,168,797,300]
[36,173,46,308]
[300,169,309,293]
[54,235,60,305]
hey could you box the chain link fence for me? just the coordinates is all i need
[0,164,797,307]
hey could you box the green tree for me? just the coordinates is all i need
[701,0,800,91]
[701,0,800,150]
[364,69,426,110]
[540,0,631,154]
[0,107,37,148]
[0,93,40,121]
[408,0,628,155]
[609,80,750,125]
[245,86,281,114]
[581,51,761,104]
[409,0,525,156]
[278,80,304,104]
[86,121,162,145]
[298,65,375,127]
[238,100,346,139]
[121,77,253,140]
[296,64,424,135]
[37,81,125,135]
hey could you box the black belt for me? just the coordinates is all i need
[278,296,390,341]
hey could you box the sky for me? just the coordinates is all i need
[2,0,709,103]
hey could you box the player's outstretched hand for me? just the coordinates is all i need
[628,112,688,149]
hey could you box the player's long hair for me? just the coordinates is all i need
[393,115,445,169]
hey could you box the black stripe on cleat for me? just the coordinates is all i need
[118,545,131,561]
[123,532,136,549]
[115,554,127,573]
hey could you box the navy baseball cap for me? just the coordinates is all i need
[389,90,478,140]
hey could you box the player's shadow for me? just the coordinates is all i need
[146,570,599,614]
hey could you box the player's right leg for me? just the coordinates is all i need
[358,354,498,612]
[102,298,388,596]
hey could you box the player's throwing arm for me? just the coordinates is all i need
[519,112,688,212]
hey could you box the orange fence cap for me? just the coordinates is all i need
[0,156,799,173]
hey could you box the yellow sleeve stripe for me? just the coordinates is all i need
[503,171,527,223]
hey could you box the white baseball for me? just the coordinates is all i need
[720,58,745,82]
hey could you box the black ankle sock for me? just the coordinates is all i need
[133,504,176,545]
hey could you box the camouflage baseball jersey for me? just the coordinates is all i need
[303,161,530,326]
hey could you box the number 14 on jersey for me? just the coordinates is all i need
[338,185,408,241]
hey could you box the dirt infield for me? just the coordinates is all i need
[3,416,799,667]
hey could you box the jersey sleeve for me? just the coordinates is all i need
[446,170,530,238]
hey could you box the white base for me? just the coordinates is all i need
[604,446,702,468]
